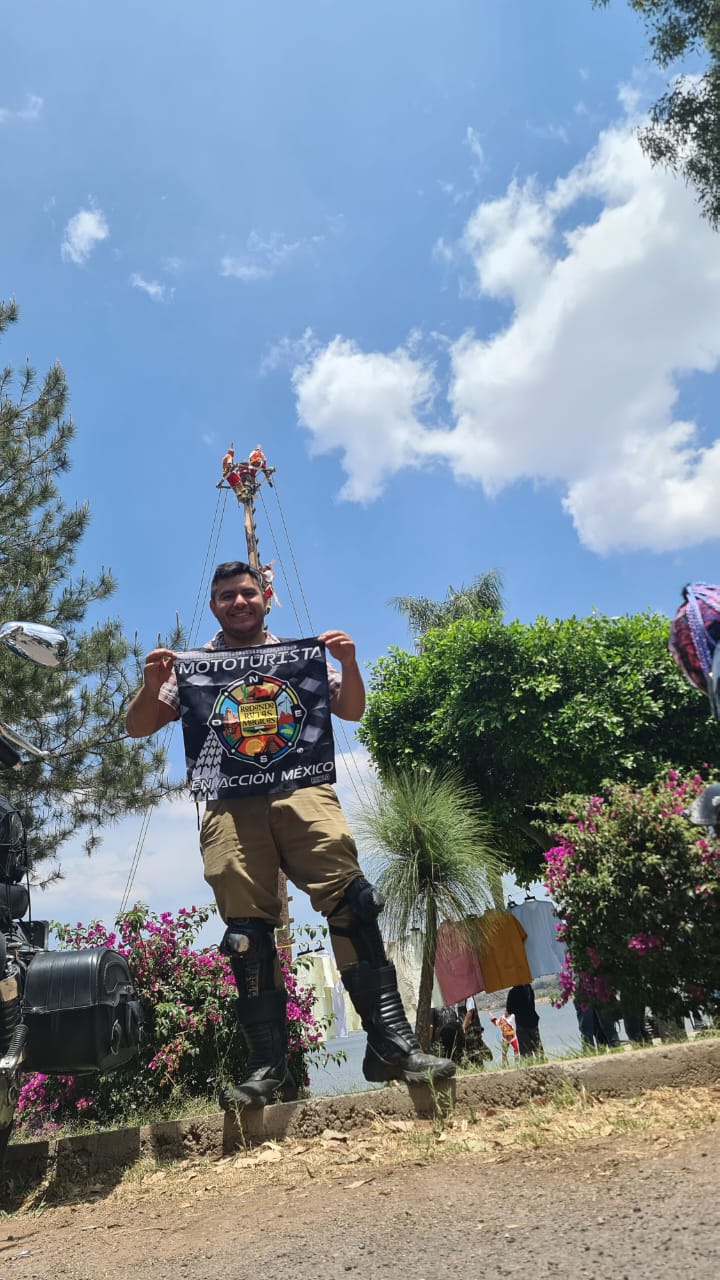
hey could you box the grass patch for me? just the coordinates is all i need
[2,1084,719,1219]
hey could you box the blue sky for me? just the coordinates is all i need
[3,1,720,938]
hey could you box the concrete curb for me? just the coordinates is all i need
[4,1037,719,1180]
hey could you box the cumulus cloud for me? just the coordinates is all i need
[292,98,720,553]
[61,205,109,265]
[130,272,174,302]
[293,338,439,502]
[0,94,43,125]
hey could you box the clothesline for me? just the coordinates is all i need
[434,900,567,1005]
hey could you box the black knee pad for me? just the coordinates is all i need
[330,876,385,924]
[220,918,277,998]
[328,876,387,967]
[220,917,276,958]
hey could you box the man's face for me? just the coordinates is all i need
[209,574,266,644]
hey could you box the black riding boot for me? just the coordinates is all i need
[220,989,298,1109]
[330,877,455,1085]
[219,918,298,1110]
[342,961,456,1084]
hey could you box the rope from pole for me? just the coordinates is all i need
[118,488,229,915]
[265,483,375,811]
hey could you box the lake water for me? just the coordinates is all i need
[306,1000,587,1096]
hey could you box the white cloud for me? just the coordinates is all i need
[291,97,720,553]
[0,94,43,125]
[130,273,174,302]
[220,230,319,282]
[528,121,570,144]
[335,740,374,797]
[220,257,272,281]
[260,327,318,375]
[293,337,439,502]
[37,799,214,936]
[465,125,486,181]
[61,205,109,265]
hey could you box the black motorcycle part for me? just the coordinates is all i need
[22,947,143,1074]
[0,985,20,1055]
[0,884,30,924]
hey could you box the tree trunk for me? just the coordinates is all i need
[415,898,437,1051]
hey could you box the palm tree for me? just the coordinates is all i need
[392,570,504,648]
[354,768,505,1051]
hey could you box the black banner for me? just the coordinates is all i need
[175,638,337,800]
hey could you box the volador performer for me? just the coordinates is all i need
[126,450,454,1107]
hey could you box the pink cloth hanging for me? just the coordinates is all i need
[434,920,485,1004]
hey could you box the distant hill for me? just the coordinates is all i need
[473,975,559,1011]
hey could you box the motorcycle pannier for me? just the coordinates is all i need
[22,947,143,1074]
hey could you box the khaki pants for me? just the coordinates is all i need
[200,783,362,968]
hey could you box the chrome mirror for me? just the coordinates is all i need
[0,622,68,667]
[709,642,720,723]
[685,781,720,828]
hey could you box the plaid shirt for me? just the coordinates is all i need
[158,630,342,716]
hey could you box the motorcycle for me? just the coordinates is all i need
[682,641,720,834]
[0,622,142,1160]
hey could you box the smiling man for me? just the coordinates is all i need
[126,560,454,1107]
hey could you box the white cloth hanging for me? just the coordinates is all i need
[509,899,567,979]
[295,951,362,1038]
[331,978,349,1038]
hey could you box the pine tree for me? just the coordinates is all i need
[0,300,179,870]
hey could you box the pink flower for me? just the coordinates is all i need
[627,932,662,955]
[544,842,575,893]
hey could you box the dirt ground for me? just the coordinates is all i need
[1,1085,719,1279]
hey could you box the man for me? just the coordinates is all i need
[458,995,492,1067]
[429,1004,464,1063]
[126,560,454,1107]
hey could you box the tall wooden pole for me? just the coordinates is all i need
[231,455,293,957]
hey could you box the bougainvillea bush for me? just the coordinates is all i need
[16,904,329,1135]
[543,771,720,1026]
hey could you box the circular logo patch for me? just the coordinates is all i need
[208,672,306,768]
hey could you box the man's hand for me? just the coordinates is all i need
[318,630,365,721]
[318,630,356,668]
[125,648,179,737]
[141,647,178,694]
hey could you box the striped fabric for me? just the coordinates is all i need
[669,583,720,694]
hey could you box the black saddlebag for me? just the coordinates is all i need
[22,947,143,1074]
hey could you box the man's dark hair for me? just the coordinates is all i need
[210,561,263,598]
